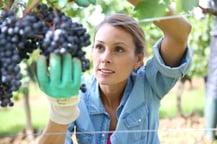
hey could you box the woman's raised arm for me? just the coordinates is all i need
[128,0,192,67]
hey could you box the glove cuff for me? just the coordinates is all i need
[47,96,80,107]
[48,96,80,125]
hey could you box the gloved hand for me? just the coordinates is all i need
[36,53,81,125]
[75,0,96,7]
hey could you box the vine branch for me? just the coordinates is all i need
[23,0,40,16]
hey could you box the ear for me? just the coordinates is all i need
[133,54,144,70]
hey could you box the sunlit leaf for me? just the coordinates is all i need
[57,0,68,7]
[133,0,171,19]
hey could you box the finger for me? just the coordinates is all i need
[36,55,49,89]
[89,0,96,4]
[71,58,82,89]
[62,53,72,84]
[50,53,61,84]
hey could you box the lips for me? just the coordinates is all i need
[98,68,115,74]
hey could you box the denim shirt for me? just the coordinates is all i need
[65,39,192,144]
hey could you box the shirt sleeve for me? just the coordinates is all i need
[152,38,192,78]
[143,38,192,98]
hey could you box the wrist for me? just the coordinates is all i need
[49,104,80,125]
[47,96,80,107]
[48,96,80,125]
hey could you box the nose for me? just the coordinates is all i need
[101,50,111,64]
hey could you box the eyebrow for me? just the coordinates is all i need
[95,40,127,47]
[95,40,104,44]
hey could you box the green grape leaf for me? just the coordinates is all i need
[133,0,170,19]
[181,0,199,12]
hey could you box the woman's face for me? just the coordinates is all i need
[92,24,140,86]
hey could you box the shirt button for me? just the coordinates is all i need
[102,134,105,137]
[138,119,142,122]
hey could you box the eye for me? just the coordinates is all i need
[114,46,124,53]
[94,44,104,52]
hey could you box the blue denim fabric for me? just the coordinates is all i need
[65,39,192,144]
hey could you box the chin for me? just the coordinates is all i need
[96,77,114,85]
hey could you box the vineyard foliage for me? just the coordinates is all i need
[0,0,211,106]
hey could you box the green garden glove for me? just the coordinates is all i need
[36,53,82,124]
[75,0,96,7]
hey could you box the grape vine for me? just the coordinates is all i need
[0,3,91,107]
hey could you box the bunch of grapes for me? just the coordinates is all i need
[32,4,91,71]
[0,10,23,107]
[0,3,91,107]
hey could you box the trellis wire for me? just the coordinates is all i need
[69,13,192,30]
[0,128,216,137]
[112,14,188,26]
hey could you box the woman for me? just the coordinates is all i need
[34,0,192,143]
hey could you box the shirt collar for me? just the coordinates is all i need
[88,74,134,116]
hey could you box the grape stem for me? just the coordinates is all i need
[29,34,44,39]
[23,0,40,16]
[3,0,14,10]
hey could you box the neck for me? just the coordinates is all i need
[99,82,126,108]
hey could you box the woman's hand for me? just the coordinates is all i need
[36,53,81,99]
[36,53,82,124]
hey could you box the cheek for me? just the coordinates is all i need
[118,57,136,71]
[92,52,99,67]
